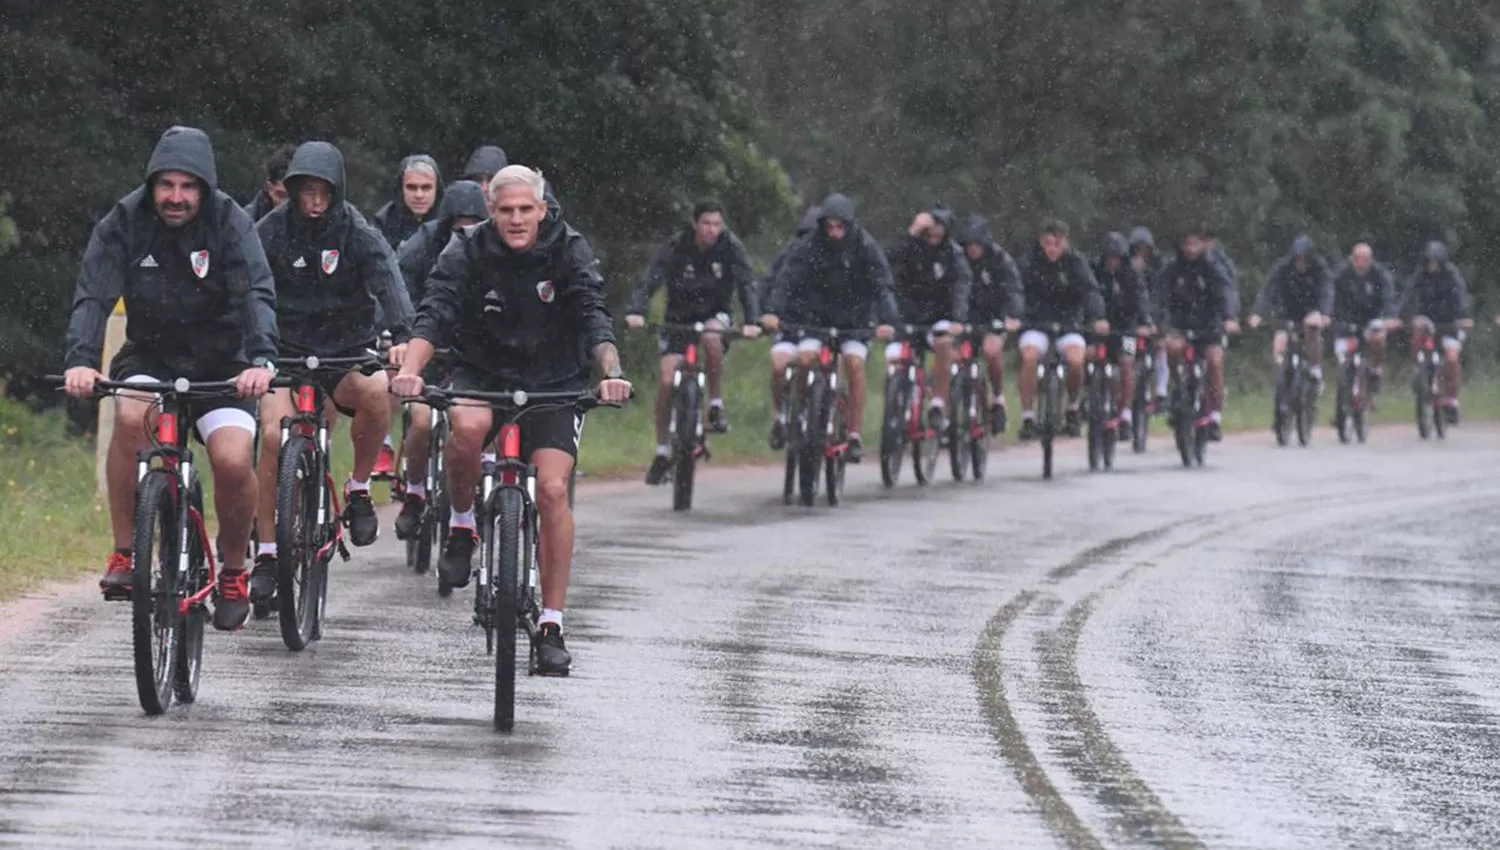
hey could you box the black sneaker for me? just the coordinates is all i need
[1208,421,1224,442]
[847,435,864,463]
[1064,408,1082,437]
[343,489,378,547]
[708,404,730,434]
[249,554,277,603]
[645,455,672,485]
[212,568,251,631]
[394,493,425,540]
[769,420,787,450]
[534,623,572,676]
[1018,418,1039,441]
[990,403,1007,435]
[439,528,478,589]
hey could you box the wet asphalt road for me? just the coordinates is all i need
[3,426,1500,849]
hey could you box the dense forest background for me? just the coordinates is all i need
[5,0,1500,381]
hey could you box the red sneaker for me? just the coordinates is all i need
[99,551,133,598]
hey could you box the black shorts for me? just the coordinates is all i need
[450,368,586,461]
[280,344,380,418]
[1101,334,1139,360]
[658,328,732,358]
[108,342,256,437]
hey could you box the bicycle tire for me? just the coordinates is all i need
[490,487,525,732]
[826,393,847,506]
[173,477,208,704]
[913,404,939,486]
[1273,367,1291,447]
[1086,366,1104,472]
[1354,369,1369,443]
[275,434,321,651]
[1432,364,1448,440]
[1101,377,1117,471]
[799,379,826,506]
[783,446,797,506]
[1174,381,1194,468]
[880,373,908,488]
[672,379,699,512]
[971,370,990,481]
[1336,367,1353,444]
[131,469,180,716]
[410,433,441,574]
[1132,360,1150,453]
[1296,372,1315,447]
[948,372,970,482]
[1040,365,1060,480]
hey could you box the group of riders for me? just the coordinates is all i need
[56,126,1477,679]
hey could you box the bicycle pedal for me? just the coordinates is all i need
[337,539,351,561]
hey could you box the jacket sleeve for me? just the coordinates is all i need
[396,229,431,302]
[564,230,617,351]
[1452,266,1472,320]
[1251,262,1280,318]
[728,234,759,321]
[626,237,672,316]
[866,234,900,325]
[950,243,972,323]
[1212,261,1238,321]
[1130,267,1153,326]
[1074,256,1106,323]
[63,209,128,370]
[1001,252,1025,319]
[356,220,415,344]
[411,230,472,348]
[1317,260,1335,316]
[768,240,808,316]
[221,204,279,365]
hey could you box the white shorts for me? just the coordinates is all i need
[1412,317,1463,351]
[772,335,867,360]
[1018,330,1086,353]
[122,374,257,442]
[884,320,953,361]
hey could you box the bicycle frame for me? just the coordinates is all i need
[278,379,346,564]
[888,338,932,443]
[136,401,219,618]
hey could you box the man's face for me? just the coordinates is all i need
[923,223,947,247]
[152,171,203,229]
[1105,255,1121,273]
[1293,255,1307,273]
[402,169,437,217]
[823,219,848,241]
[451,216,481,232]
[1182,235,1206,260]
[297,178,333,219]
[694,211,724,247]
[965,242,984,261]
[1351,245,1373,274]
[491,183,545,251]
[1040,233,1066,262]
[1426,259,1440,273]
[265,179,287,208]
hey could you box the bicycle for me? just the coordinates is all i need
[390,347,453,585]
[1332,322,1373,445]
[1167,330,1216,468]
[879,323,949,488]
[1027,323,1077,480]
[947,319,1003,482]
[1273,320,1318,447]
[50,375,242,715]
[1413,321,1459,440]
[411,385,624,732]
[266,353,386,650]
[1084,333,1121,472]
[776,324,865,507]
[1131,331,1156,453]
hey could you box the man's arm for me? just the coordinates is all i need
[1073,255,1106,323]
[1131,267,1153,327]
[1452,266,1473,320]
[625,237,673,317]
[355,220,415,343]
[865,233,900,325]
[1001,252,1025,320]
[950,243,972,324]
[63,210,127,370]
[563,230,624,379]
[728,234,759,322]
[224,204,279,365]
[395,227,433,303]
[1251,262,1279,318]
[410,228,472,352]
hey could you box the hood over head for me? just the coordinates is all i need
[145,125,218,191]
[438,180,488,222]
[283,141,347,202]
[963,214,994,245]
[1104,231,1130,258]
[463,145,509,181]
[1424,241,1449,263]
[818,193,855,226]
[930,204,955,233]
[1128,226,1154,250]
[1291,235,1314,257]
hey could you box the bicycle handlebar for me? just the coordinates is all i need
[407,385,633,413]
[647,322,759,339]
[773,323,876,338]
[46,375,243,398]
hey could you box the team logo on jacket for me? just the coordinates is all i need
[684,263,696,278]
[292,256,307,269]
[981,269,992,286]
[190,250,210,279]
[321,250,340,275]
[933,262,946,279]
[711,262,723,280]
[536,280,556,303]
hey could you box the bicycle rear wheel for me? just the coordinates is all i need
[1296,374,1315,447]
[671,381,700,512]
[131,470,181,716]
[1132,361,1150,453]
[948,373,971,482]
[880,373,908,488]
[1273,370,1291,446]
[799,379,826,506]
[1335,368,1354,444]
[490,488,526,731]
[173,478,208,704]
[826,393,848,506]
[1086,367,1105,472]
[275,435,321,651]
[1040,368,1060,480]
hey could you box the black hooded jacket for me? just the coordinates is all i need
[886,207,972,323]
[1330,261,1399,324]
[1402,261,1471,324]
[64,126,278,376]
[1155,252,1237,331]
[961,216,1022,324]
[412,204,616,391]
[761,206,820,309]
[767,194,899,327]
[1253,252,1334,320]
[372,154,442,249]
[1018,241,1105,327]
[627,226,758,323]
[1093,236,1152,330]
[463,146,509,182]
[397,180,489,308]
[257,142,413,355]
[243,189,277,223]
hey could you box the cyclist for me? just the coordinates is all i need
[1129,226,1172,407]
[61,125,278,632]
[1016,218,1108,440]
[961,214,1023,433]
[1156,225,1240,441]
[1329,242,1399,402]
[1403,240,1473,423]
[249,141,415,601]
[1092,232,1154,435]
[242,143,295,222]
[392,165,631,677]
[885,205,972,439]
[764,204,820,447]
[372,154,441,250]
[625,200,760,485]
[1248,235,1333,389]
[761,193,898,462]
[462,144,508,186]
[391,180,489,539]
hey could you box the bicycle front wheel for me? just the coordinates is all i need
[799,379,827,506]
[489,488,526,731]
[173,477,208,705]
[948,372,971,482]
[672,381,700,512]
[880,373,909,488]
[132,469,182,716]
[276,435,322,651]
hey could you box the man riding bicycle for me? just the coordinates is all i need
[62,125,278,632]
[392,165,631,676]
[372,154,442,250]
[1016,218,1108,441]
[1403,240,1473,423]
[1156,225,1240,441]
[761,193,898,462]
[1248,235,1333,389]
[961,214,1023,433]
[390,180,489,540]
[763,205,819,441]
[1329,242,1400,400]
[625,200,760,485]
[1093,232,1154,435]
[250,141,415,602]
[886,205,972,439]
